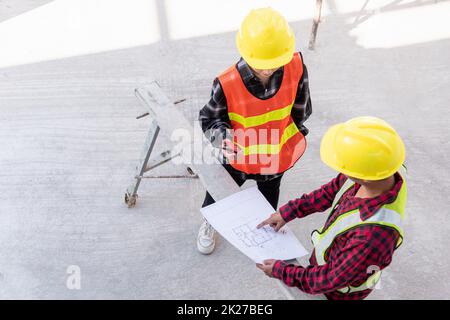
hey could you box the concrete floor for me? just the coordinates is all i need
[0,0,449,299]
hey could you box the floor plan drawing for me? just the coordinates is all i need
[232,223,274,248]
[201,186,308,263]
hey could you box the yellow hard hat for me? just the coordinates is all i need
[236,8,295,69]
[320,116,405,180]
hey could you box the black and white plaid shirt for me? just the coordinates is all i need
[199,52,312,181]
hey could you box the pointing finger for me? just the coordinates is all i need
[257,219,270,229]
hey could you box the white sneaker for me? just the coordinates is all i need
[197,219,216,255]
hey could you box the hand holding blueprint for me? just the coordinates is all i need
[200,187,308,263]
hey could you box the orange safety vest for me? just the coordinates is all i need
[218,52,307,175]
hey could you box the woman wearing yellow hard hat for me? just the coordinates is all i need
[257,116,407,300]
[197,8,312,254]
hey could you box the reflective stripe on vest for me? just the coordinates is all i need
[234,121,299,155]
[228,102,294,129]
[218,52,306,174]
[311,165,407,294]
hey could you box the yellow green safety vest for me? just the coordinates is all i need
[311,165,407,294]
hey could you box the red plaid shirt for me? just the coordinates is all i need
[272,173,404,300]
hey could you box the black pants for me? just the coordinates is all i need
[201,164,283,210]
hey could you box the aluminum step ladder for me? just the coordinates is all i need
[124,81,240,208]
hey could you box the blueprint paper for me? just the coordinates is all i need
[200,186,308,263]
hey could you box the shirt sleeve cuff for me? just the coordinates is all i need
[272,260,288,280]
[279,204,296,223]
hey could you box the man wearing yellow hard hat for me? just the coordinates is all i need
[198,8,312,254]
[256,116,407,300]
